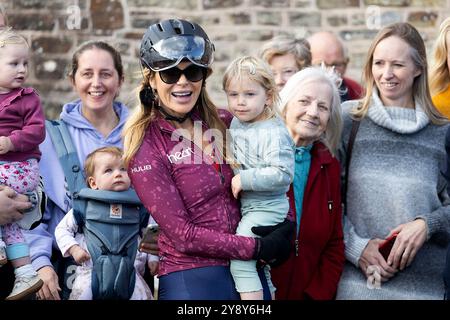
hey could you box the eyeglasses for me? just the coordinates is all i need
[141,35,215,71]
[159,64,206,84]
[314,60,348,69]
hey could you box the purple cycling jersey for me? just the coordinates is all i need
[129,110,256,276]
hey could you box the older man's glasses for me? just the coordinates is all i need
[159,65,206,84]
[314,60,348,69]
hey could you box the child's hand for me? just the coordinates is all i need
[69,245,91,265]
[0,136,13,154]
[231,174,242,199]
[147,261,159,276]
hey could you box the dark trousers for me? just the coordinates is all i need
[159,265,271,300]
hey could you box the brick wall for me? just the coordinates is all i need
[2,0,449,118]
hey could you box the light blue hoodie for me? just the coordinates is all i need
[24,100,129,271]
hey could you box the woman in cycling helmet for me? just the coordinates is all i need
[123,19,294,300]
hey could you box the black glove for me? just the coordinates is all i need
[251,219,295,267]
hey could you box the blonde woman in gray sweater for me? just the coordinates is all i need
[337,22,450,299]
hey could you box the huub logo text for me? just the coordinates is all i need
[131,164,152,174]
[167,147,194,164]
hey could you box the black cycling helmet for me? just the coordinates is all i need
[140,19,215,71]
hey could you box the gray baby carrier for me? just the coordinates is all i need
[46,120,149,300]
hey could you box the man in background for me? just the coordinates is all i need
[308,31,363,102]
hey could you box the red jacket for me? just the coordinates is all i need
[343,77,364,100]
[271,142,345,300]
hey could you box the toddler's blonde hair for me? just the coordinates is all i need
[223,56,280,121]
[0,27,28,51]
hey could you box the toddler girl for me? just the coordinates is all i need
[223,56,295,300]
[0,27,45,300]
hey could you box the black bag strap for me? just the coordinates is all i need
[343,119,360,213]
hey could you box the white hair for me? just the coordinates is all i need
[279,66,343,156]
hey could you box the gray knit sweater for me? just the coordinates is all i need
[337,91,450,300]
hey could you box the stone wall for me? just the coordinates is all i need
[2,0,449,118]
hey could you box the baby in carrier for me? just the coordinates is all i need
[55,147,158,300]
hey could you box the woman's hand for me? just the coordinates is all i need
[36,266,61,300]
[0,186,30,225]
[386,219,427,271]
[358,239,398,283]
[231,174,242,199]
[139,235,160,256]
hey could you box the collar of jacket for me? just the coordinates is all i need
[288,141,335,219]
[310,141,334,165]
[0,87,34,109]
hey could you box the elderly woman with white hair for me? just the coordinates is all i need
[270,66,345,300]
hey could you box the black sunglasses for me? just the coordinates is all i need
[159,65,206,84]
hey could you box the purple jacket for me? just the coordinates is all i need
[129,110,256,276]
[0,87,45,162]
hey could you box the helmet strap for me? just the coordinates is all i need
[157,105,193,123]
